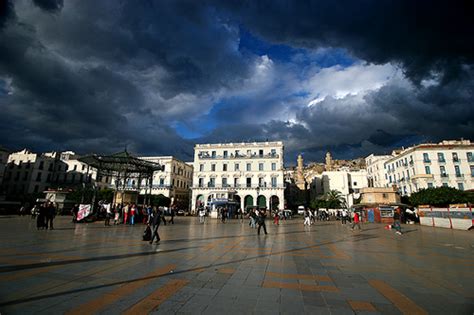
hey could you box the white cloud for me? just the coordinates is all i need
[306,63,401,106]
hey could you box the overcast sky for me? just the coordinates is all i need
[0,0,473,164]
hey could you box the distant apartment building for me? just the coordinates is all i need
[365,140,474,195]
[138,156,193,208]
[191,141,285,215]
[2,149,110,198]
[365,153,392,188]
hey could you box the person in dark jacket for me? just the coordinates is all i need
[45,202,56,230]
[257,209,268,235]
[149,207,162,244]
[37,204,46,230]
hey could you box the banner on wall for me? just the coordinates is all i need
[77,204,92,221]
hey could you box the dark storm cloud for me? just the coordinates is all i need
[32,0,63,12]
[0,0,473,163]
[0,0,251,158]
[217,0,474,83]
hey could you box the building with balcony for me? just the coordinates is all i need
[191,141,285,216]
[365,140,474,195]
[137,156,193,208]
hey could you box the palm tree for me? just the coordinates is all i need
[324,190,345,209]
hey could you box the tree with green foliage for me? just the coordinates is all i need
[324,190,345,209]
[409,187,473,207]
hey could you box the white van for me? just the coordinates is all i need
[297,205,305,215]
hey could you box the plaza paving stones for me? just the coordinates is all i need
[0,216,473,314]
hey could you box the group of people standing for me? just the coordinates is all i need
[32,202,57,230]
[94,203,175,227]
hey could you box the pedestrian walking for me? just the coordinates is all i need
[161,208,167,225]
[130,204,136,225]
[341,209,348,224]
[123,204,129,224]
[303,209,311,226]
[149,208,162,244]
[238,208,244,223]
[36,203,46,230]
[249,208,257,228]
[169,207,175,224]
[351,212,361,230]
[104,204,112,226]
[45,202,56,230]
[393,209,403,235]
[199,207,206,223]
[273,210,280,225]
[113,205,120,225]
[257,209,268,235]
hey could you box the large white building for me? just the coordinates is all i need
[138,156,193,208]
[311,170,368,207]
[366,140,474,195]
[365,153,392,188]
[191,141,285,215]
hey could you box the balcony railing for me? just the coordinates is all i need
[455,174,464,178]
[423,159,431,163]
[440,174,449,178]
[198,153,280,160]
[192,184,284,189]
[438,158,446,163]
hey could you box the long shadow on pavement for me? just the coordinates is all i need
[0,234,378,307]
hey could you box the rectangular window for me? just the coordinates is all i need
[438,152,445,162]
[211,164,216,172]
[271,177,277,187]
[452,152,459,162]
[246,163,251,171]
[234,163,239,171]
[160,178,165,186]
[271,149,276,156]
[246,177,251,187]
[222,177,228,187]
[211,151,216,158]
[428,182,434,188]
[389,175,392,183]
[423,153,430,162]
[36,172,42,182]
[471,165,474,176]
[271,163,276,171]
[198,178,203,187]
[259,149,263,157]
[223,164,227,171]
[455,165,461,177]
[209,178,215,188]
[259,163,264,171]
[258,177,264,187]
[440,166,446,177]
[442,183,448,187]
[468,152,474,162]
[234,177,238,187]
[458,183,464,191]
[199,164,204,172]
[73,165,77,171]
[425,166,431,174]
[223,150,228,158]
[39,161,44,170]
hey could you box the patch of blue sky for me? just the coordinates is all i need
[239,27,357,69]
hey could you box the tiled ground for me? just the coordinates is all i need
[0,215,472,314]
